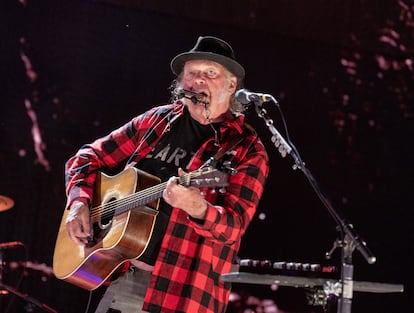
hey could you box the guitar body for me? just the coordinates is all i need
[53,165,228,290]
[53,167,160,290]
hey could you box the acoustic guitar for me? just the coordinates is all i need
[53,166,228,290]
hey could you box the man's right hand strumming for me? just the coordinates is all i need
[65,201,91,246]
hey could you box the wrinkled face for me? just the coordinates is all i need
[180,60,237,124]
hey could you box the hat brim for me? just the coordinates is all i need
[171,51,245,79]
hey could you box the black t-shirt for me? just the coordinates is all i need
[136,107,219,265]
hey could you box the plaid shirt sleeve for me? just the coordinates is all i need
[188,133,269,245]
[64,104,175,208]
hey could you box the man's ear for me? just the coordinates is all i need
[229,77,237,92]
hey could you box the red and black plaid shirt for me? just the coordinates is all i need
[65,102,269,313]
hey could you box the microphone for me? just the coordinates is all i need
[235,89,274,105]
[173,88,209,105]
[0,241,24,250]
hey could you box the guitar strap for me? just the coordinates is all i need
[202,123,255,169]
[212,136,243,162]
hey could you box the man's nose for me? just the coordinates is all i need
[194,72,206,84]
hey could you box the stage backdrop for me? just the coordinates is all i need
[0,1,412,312]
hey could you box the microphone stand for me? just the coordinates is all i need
[253,100,376,313]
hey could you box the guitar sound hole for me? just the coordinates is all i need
[86,198,117,247]
[100,198,116,226]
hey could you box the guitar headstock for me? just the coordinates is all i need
[179,167,229,189]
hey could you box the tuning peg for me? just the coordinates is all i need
[219,187,227,193]
[220,161,237,175]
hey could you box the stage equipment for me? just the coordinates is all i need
[233,89,404,313]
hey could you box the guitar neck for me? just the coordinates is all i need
[92,167,228,218]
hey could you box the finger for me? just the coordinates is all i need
[163,187,173,198]
[73,236,86,246]
[178,167,186,176]
[76,236,89,245]
[78,215,91,236]
[67,225,86,246]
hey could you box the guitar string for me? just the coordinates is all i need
[89,170,214,220]
[89,169,221,220]
[90,168,227,221]
[89,181,167,220]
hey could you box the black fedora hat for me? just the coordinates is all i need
[170,36,245,79]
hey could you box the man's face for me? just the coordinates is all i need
[181,60,237,124]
